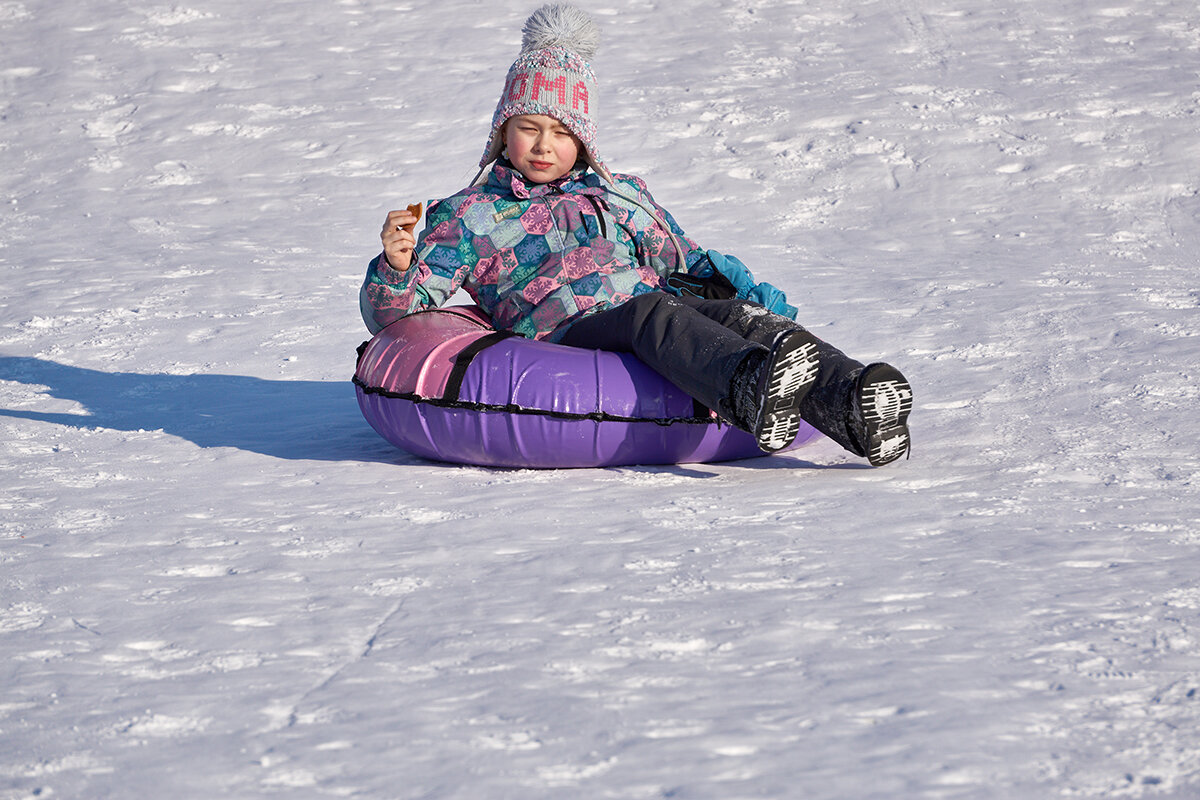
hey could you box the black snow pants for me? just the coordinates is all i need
[556,292,865,450]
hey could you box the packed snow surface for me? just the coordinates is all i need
[2,0,1199,797]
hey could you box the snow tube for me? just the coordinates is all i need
[353,306,822,468]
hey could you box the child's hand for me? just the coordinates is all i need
[380,204,422,271]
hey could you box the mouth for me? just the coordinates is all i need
[529,160,554,170]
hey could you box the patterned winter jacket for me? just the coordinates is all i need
[355,158,801,340]
[360,160,713,341]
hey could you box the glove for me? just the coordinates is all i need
[665,270,738,301]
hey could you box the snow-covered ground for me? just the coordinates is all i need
[2,0,1198,797]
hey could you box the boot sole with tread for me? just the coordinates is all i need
[856,363,913,466]
[754,331,820,452]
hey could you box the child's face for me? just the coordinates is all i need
[504,114,581,184]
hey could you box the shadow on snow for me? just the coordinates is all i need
[0,355,853,470]
[0,355,411,463]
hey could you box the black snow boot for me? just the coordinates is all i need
[792,335,912,465]
[795,343,913,466]
[727,329,821,452]
[848,363,913,466]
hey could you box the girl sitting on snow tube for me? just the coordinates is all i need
[359,4,913,468]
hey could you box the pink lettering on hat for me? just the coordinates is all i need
[532,72,567,105]
[507,72,529,102]
[572,81,589,113]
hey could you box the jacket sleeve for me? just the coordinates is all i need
[692,250,799,320]
[618,176,799,320]
[610,175,708,276]
[359,199,470,334]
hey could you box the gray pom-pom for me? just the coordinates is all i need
[520,4,600,60]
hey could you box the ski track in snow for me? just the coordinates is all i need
[1,1,1198,798]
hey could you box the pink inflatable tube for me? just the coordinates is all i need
[353,306,822,468]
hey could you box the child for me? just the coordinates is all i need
[362,4,912,466]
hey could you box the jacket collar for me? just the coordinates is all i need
[487,159,597,199]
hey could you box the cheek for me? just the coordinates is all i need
[558,138,581,163]
[504,129,527,160]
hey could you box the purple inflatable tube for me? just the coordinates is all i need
[353,306,821,468]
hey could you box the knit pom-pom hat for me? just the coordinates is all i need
[479,4,612,183]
